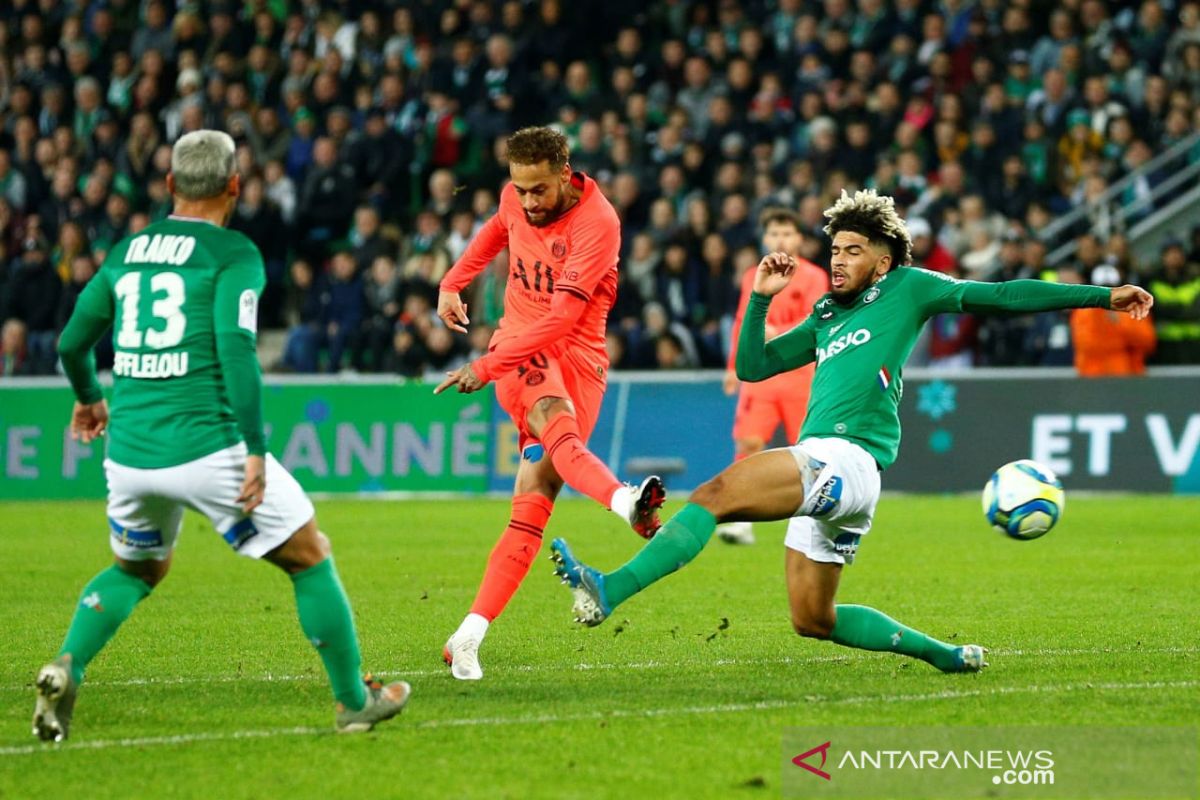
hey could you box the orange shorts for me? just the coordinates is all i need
[494,348,607,452]
[732,379,810,446]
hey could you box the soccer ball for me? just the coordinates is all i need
[981,460,1065,540]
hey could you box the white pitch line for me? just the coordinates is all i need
[0,645,1195,693]
[1,680,1194,757]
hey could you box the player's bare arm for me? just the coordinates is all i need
[1110,285,1154,319]
[69,400,109,444]
[438,290,470,333]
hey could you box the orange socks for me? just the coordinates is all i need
[539,413,623,508]
[469,493,555,621]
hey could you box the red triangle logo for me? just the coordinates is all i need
[792,741,832,781]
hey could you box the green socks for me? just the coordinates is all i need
[291,557,368,711]
[604,503,717,607]
[59,564,153,685]
[830,604,962,672]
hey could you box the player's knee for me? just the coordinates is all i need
[527,396,572,435]
[791,609,835,639]
[688,474,728,516]
[117,557,170,588]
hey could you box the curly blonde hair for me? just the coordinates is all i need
[822,188,913,269]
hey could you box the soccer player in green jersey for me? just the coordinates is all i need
[33,130,410,741]
[550,189,1154,673]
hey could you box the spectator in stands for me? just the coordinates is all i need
[297,136,357,259]
[280,259,327,373]
[1,318,33,377]
[0,0,1194,379]
[1148,239,1200,364]
[1070,264,1157,376]
[354,255,402,373]
[4,231,60,375]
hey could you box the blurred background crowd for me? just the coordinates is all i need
[1,0,1199,381]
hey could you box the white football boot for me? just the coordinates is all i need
[716,521,756,545]
[442,632,484,681]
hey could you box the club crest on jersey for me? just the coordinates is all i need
[525,370,545,386]
[863,286,881,304]
[552,238,567,259]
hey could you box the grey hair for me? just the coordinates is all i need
[822,188,913,268]
[170,130,237,200]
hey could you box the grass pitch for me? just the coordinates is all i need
[1,496,1197,799]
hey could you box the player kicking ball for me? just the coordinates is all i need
[434,127,665,680]
[35,130,409,742]
[551,189,1154,673]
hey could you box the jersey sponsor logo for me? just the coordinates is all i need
[816,328,872,365]
[238,289,258,332]
[832,532,861,555]
[808,475,843,518]
[113,351,190,379]
[513,257,556,295]
[828,322,846,336]
[124,234,197,266]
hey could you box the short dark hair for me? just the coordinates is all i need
[507,126,570,170]
[759,207,802,234]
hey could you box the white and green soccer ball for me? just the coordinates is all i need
[981,459,1065,540]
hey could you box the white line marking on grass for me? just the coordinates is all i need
[0,726,325,757]
[0,645,1195,693]
[2,680,1195,757]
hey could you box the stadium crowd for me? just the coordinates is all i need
[1,0,1200,380]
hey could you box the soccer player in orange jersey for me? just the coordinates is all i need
[717,209,829,545]
[433,127,665,680]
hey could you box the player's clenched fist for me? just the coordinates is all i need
[437,290,470,333]
[752,251,797,297]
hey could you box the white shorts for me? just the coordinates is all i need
[105,443,315,561]
[783,437,881,565]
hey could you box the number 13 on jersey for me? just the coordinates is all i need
[114,271,188,349]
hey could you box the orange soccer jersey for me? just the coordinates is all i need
[726,258,829,380]
[441,172,619,384]
[728,258,829,444]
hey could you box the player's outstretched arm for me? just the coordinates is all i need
[955,276,1120,316]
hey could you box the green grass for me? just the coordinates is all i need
[0,496,1197,799]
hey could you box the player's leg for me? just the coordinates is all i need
[529,396,664,537]
[529,356,664,537]
[551,448,809,625]
[34,465,183,742]
[192,445,409,730]
[785,546,986,672]
[781,444,987,673]
[444,449,560,680]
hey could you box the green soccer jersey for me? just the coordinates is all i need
[58,216,267,469]
[736,267,1112,470]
